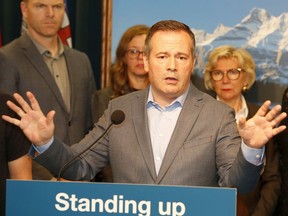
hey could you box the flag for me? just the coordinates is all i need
[58,11,72,47]
[58,0,72,47]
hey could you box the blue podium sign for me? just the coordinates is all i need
[6,180,236,216]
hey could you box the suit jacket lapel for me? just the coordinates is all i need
[156,84,204,182]
[132,89,158,181]
[63,48,75,116]
[20,34,68,112]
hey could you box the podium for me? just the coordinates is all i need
[6,180,236,216]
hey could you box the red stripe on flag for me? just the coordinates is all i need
[58,12,72,47]
[58,26,71,46]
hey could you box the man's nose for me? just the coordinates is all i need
[167,57,177,71]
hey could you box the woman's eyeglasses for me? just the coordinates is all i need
[126,49,144,59]
[210,68,243,81]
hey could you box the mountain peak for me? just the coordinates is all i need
[213,24,230,34]
[242,8,271,24]
[194,7,288,85]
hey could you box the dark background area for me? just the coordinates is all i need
[0,0,103,89]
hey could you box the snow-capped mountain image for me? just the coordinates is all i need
[192,8,288,104]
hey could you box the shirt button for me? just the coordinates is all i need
[156,157,161,161]
[256,154,260,159]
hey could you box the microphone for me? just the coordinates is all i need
[57,110,125,181]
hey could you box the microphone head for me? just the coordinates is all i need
[111,110,125,125]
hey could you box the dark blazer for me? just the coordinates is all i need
[274,87,288,216]
[237,102,280,216]
[36,84,262,193]
[0,33,96,179]
[91,87,112,123]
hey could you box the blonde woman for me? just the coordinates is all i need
[204,45,280,216]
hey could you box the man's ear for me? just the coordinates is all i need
[193,55,196,66]
[143,55,149,72]
[20,1,28,19]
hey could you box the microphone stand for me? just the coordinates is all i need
[57,123,114,181]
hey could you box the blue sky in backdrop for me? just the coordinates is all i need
[112,0,288,60]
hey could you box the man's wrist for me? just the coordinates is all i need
[32,137,54,154]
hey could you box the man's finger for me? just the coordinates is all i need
[2,115,20,126]
[265,104,282,122]
[272,125,287,136]
[46,110,56,124]
[26,91,42,112]
[6,100,26,117]
[13,93,32,113]
[255,100,271,117]
[271,112,287,128]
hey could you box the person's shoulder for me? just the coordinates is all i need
[63,46,91,65]
[93,87,112,99]
[111,89,146,103]
[190,86,234,114]
[190,84,224,105]
[97,87,112,94]
[203,93,231,109]
[0,36,22,53]
[64,46,88,56]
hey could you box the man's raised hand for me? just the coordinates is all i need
[238,100,287,148]
[2,91,55,146]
